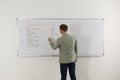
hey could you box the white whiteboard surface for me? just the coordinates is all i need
[17,18,104,57]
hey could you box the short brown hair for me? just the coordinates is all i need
[59,24,68,32]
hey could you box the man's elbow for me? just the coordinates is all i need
[52,47,57,50]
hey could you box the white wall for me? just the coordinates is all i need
[0,0,120,80]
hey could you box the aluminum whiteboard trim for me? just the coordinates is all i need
[16,19,19,56]
[17,18,104,20]
[17,54,59,57]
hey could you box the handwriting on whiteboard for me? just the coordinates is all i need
[25,22,60,48]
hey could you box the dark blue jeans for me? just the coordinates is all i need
[60,62,76,80]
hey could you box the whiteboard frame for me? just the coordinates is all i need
[17,18,104,57]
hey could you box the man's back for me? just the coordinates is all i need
[58,33,77,63]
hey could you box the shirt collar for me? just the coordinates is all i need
[63,32,68,36]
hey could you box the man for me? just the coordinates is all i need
[48,24,77,80]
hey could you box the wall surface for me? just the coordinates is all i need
[0,0,120,80]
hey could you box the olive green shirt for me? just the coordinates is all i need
[49,33,77,63]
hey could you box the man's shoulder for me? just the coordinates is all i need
[68,33,76,39]
[60,33,76,40]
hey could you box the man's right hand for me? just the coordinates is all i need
[48,37,51,42]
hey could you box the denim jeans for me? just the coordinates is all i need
[60,62,76,80]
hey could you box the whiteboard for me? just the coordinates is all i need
[17,18,104,57]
